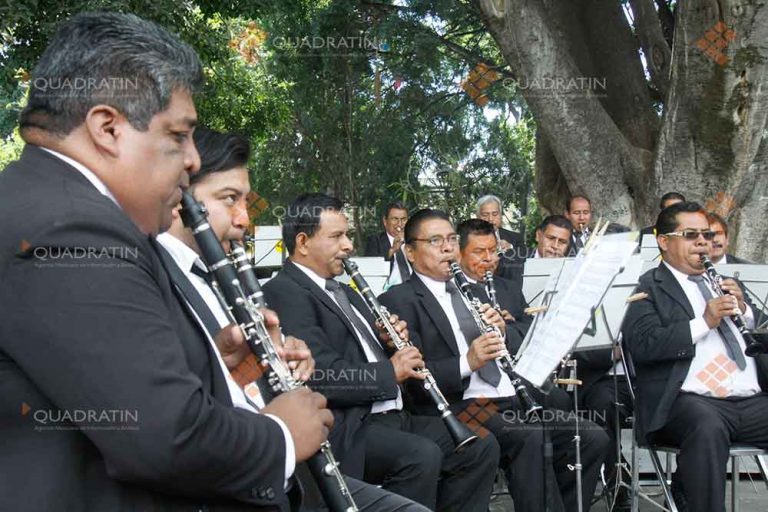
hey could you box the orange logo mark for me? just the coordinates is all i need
[19,239,31,253]
[21,402,31,416]
[696,353,738,397]
[704,191,737,219]
[456,397,498,438]
[696,22,735,66]
[246,191,270,224]
[461,63,500,107]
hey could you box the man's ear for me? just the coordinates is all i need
[83,104,125,158]
[404,243,414,263]
[295,233,310,256]
[657,235,669,252]
[535,229,542,245]
[171,203,182,221]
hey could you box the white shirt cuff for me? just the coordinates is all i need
[264,413,296,487]
[460,355,472,378]
[690,317,712,343]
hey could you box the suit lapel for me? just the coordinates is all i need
[283,261,362,344]
[412,276,460,356]
[655,264,695,319]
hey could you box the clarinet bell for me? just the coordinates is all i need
[444,414,478,452]
[745,331,768,357]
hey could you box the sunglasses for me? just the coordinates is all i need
[663,230,716,241]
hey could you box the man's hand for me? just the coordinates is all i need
[466,332,506,372]
[215,324,250,370]
[262,388,333,463]
[479,303,506,335]
[387,237,404,259]
[500,309,515,323]
[278,336,314,382]
[703,295,741,329]
[390,346,426,383]
[498,239,511,252]
[376,313,408,350]
[720,278,747,314]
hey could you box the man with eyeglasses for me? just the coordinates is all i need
[365,202,412,283]
[380,209,609,512]
[262,194,499,511]
[623,201,768,512]
[707,212,751,265]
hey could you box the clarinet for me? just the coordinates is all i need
[449,262,543,422]
[342,259,478,451]
[484,270,501,311]
[700,254,765,357]
[179,192,358,512]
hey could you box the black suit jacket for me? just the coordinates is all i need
[261,260,399,478]
[364,232,393,259]
[379,275,523,414]
[495,228,528,283]
[0,145,288,511]
[622,263,768,442]
[725,253,751,264]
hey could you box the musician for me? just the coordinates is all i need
[639,192,686,238]
[262,193,499,511]
[379,209,608,512]
[623,201,768,512]
[364,202,411,283]
[476,194,527,282]
[533,215,574,259]
[157,128,430,511]
[0,12,331,511]
[564,195,592,254]
[708,212,750,264]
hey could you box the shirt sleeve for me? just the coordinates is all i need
[689,317,711,343]
[264,414,296,488]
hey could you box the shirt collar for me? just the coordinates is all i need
[157,232,204,274]
[292,260,333,290]
[663,260,708,287]
[41,147,120,206]
[415,271,452,299]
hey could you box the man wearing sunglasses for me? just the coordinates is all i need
[623,202,768,512]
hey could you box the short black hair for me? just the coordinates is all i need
[539,215,573,233]
[457,218,495,251]
[565,195,591,212]
[707,211,729,236]
[404,209,451,245]
[190,127,250,186]
[384,201,407,218]
[282,193,344,255]
[659,191,686,210]
[655,201,705,236]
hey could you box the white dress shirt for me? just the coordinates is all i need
[293,262,403,413]
[416,272,516,400]
[663,262,760,397]
[40,147,297,483]
[386,232,411,285]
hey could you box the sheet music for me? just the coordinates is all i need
[514,237,638,387]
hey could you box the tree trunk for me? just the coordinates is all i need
[475,0,768,260]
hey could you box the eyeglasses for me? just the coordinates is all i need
[410,234,460,247]
[663,230,716,241]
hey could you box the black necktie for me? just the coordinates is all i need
[325,279,388,361]
[446,281,502,386]
[395,249,411,279]
[688,274,747,370]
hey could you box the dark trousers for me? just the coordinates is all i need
[582,375,634,482]
[453,396,608,512]
[651,392,768,512]
[362,410,499,512]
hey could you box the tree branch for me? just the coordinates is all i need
[628,0,671,99]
